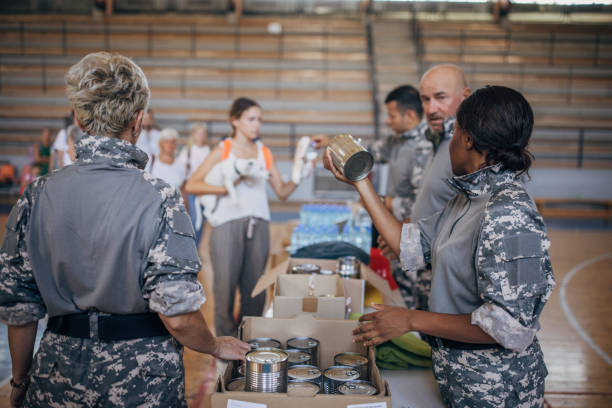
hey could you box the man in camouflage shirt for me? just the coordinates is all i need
[0,52,248,407]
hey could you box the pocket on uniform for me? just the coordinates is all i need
[502,233,544,286]
[31,359,56,379]
[139,355,183,379]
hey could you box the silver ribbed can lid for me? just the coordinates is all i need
[338,380,378,395]
[288,365,321,381]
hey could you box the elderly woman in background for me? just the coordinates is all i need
[325,86,554,407]
[150,127,186,190]
[0,52,249,408]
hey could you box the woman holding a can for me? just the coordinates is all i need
[324,86,554,407]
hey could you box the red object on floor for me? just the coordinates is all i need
[369,247,398,290]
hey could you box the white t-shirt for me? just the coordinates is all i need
[150,159,187,190]
[177,144,211,179]
[136,128,161,172]
[52,128,73,167]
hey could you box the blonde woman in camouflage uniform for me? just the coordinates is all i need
[0,52,249,407]
[325,86,554,407]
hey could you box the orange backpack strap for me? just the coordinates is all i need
[221,139,232,161]
[262,145,273,171]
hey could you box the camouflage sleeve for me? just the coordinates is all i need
[365,137,392,163]
[399,223,425,271]
[142,185,205,317]
[0,184,46,325]
[389,138,432,220]
[471,187,555,352]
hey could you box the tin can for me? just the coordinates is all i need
[291,263,321,275]
[319,269,337,276]
[245,347,288,393]
[226,377,246,392]
[285,348,312,366]
[337,256,360,279]
[288,380,320,396]
[327,133,373,181]
[334,352,369,380]
[286,336,320,367]
[338,380,378,396]
[322,365,360,394]
[287,364,322,387]
[248,337,282,349]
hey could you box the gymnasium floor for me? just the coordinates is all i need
[0,215,610,407]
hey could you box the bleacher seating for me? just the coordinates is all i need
[0,14,374,172]
[416,20,612,168]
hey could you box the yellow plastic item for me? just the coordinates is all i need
[364,281,383,307]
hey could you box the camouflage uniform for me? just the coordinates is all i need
[393,118,456,309]
[399,164,555,407]
[0,135,205,407]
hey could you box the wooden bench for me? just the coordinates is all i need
[535,198,612,219]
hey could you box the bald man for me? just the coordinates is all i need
[392,64,471,310]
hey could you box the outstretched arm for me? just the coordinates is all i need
[323,148,403,256]
[352,304,496,347]
[268,155,298,201]
[159,311,250,360]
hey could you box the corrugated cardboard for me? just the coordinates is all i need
[209,316,391,408]
[252,257,404,311]
[273,274,345,319]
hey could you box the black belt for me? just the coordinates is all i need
[47,312,170,342]
[424,335,503,351]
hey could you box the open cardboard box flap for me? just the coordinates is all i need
[252,257,405,307]
[210,316,391,408]
[274,274,346,319]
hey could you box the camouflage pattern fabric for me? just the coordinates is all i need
[25,330,186,407]
[432,339,547,408]
[0,135,205,406]
[366,122,432,221]
[399,164,554,405]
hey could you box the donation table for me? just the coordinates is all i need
[381,368,446,408]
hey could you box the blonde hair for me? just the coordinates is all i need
[188,123,207,149]
[65,52,150,138]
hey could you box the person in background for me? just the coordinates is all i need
[177,123,211,247]
[150,128,186,191]
[326,85,554,407]
[49,113,74,171]
[185,97,299,337]
[313,85,430,223]
[19,163,42,195]
[136,109,161,172]
[0,51,248,408]
[33,128,51,176]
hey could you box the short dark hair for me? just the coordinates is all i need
[384,85,423,118]
[456,85,534,175]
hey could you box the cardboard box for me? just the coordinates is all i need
[253,257,405,314]
[273,274,346,319]
[210,316,392,408]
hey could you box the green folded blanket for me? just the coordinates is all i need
[376,341,432,369]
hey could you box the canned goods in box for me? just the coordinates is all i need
[287,364,322,386]
[286,336,320,367]
[322,365,360,394]
[247,337,282,349]
[334,352,369,380]
[288,380,320,396]
[285,348,312,366]
[245,347,288,393]
[291,263,321,274]
[226,377,246,392]
[338,380,378,396]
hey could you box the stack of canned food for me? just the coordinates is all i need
[226,336,377,396]
[290,257,361,280]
